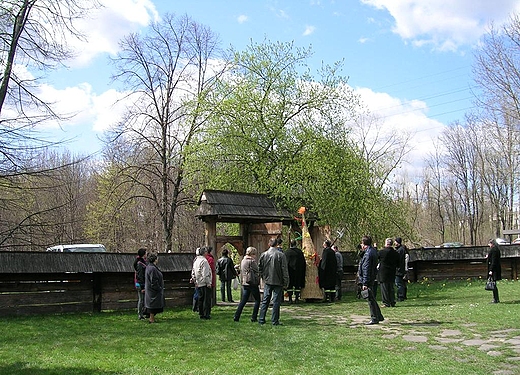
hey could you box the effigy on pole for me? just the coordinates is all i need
[298,207,323,301]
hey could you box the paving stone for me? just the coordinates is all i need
[403,335,428,343]
[462,339,487,346]
[479,344,500,351]
[506,357,520,361]
[439,329,462,336]
[486,350,502,357]
[436,337,463,344]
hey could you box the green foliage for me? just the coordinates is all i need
[185,39,406,247]
[1,280,519,374]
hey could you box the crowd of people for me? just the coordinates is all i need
[132,234,500,326]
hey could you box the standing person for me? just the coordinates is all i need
[332,245,343,301]
[206,246,216,305]
[318,239,337,302]
[487,239,502,303]
[284,240,306,303]
[234,246,261,322]
[378,238,399,308]
[190,247,201,312]
[216,248,237,302]
[394,237,409,302]
[359,235,384,325]
[258,238,289,326]
[133,248,148,320]
[144,252,164,324]
[192,247,213,319]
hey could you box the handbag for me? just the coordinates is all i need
[360,288,370,299]
[485,277,496,291]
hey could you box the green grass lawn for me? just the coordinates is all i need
[2,279,520,375]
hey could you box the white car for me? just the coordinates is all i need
[46,244,107,252]
[495,238,510,245]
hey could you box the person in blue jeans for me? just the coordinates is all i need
[258,238,289,326]
[234,247,261,322]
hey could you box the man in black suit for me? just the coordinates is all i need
[378,238,399,307]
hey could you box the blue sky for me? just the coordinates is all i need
[27,0,520,177]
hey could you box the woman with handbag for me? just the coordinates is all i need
[486,239,502,303]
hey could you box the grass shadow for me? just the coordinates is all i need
[0,363,117,375]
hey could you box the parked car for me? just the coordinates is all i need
[436,242,463,248]
[513,238,520,244]
[46,244,107,252]
[495,238,510,245]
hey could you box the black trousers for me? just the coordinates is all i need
[367,282,384,322]
[198,286,212,318]
[380,281,395,307]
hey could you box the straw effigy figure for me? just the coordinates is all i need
[298,207,324,300]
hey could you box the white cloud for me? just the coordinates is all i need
[68,0,160,67]
[237,15,248,24]
[303,25,316,36]
[355,86,446,176]
[360,0,520,51]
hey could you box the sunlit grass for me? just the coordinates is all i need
[1,279,519,375]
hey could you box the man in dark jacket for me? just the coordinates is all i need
[258,238,289,325]
[378,238,399,307]
[394,237,409,301]
[216,248,237,302]
[285,240,306,303]
[359,235,384,325]
[319,239,337,302]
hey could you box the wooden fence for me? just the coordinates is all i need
[0,252,194,316]
[1,245,519,316]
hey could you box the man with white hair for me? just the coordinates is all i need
[191,246,213,320]
[378,238,399,308]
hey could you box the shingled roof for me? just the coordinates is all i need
[196,190,294,223]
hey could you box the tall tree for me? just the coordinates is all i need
[186,40,403,247]
[105,13,223,252]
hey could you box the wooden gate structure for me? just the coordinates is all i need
[195,190,308,258]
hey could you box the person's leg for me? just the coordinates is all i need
[149,312,155,323]
[395,275,405,301]
[137,287,145,319]
[234,286,251,321]
[336,272,342,300]
[220,281,226,302]
[204,286,212,318]
[380,282,389,307]
[198,286,205,317]
[258,284,272,324]
[226,280,234,302]
[389,282,396,306]
[251,285,261,321]
[493,284,500,303]
[367,284,384,323]
[271,285,283,325]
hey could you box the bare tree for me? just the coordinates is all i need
[105,13,224,252]
[473,14,520,235]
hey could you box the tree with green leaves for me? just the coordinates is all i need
[186,40,404,247]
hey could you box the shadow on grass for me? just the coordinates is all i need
[1,363,117,375]
[499,300,520,305]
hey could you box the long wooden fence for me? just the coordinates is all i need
[1,245,519,316]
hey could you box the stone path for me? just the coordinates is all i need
[350,315,520,375]
[282,306,520,375]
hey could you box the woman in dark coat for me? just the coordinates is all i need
[318,240,337,302]
[145,252,165,323]
[487,239,502,303]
